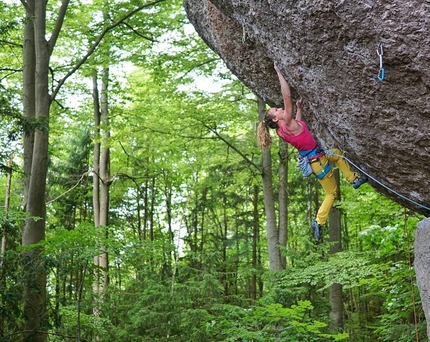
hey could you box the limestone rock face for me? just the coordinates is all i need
[184,0,430,214]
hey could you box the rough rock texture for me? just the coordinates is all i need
[184,0,430,215]
[415,218,430,338]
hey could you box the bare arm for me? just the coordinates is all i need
[274,62,293,124]
[295,98,304,121]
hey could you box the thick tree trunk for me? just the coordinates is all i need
[91,68,110,342]
[414,217,430,339]
[92,68,110,299]
[328,169,343,329]
[98,66,110,289]
[20,1,69,339]
[258,98,282,270]
[278,140,288,269]
[22,2,49,340]
[22,1,36,209]
[92,70,102,298]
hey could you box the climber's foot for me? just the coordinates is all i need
[352,176,368,189]
[311,220,321,242]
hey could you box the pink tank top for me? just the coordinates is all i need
[276,120,318,151]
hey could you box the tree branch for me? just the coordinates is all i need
[48,0,71,55]
[0,68,22,73]
[120,21,156,42]
[204,124,262,172]
[19,0,30,13]
[51,0,167,101]
[46,171,90,204]
[0,40,23,48]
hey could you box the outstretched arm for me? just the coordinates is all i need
[295,98,304,121]
[274,62,293,124]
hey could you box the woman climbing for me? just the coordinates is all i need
[257,62,368,242]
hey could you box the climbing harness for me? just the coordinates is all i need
[314,162,331,180]
[298,147,325,160]
[325,150,430,212]
[298,147,331,179]
[377,43,385,81]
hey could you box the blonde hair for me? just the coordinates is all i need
[257,121,273,150]
[257,110,277,150]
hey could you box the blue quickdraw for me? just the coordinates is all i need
[377,43,385,81]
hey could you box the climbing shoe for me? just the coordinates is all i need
[311,220,321,242]
[352,176,368,189]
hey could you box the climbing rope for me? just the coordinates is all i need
[325,150,430,212]
[377,43,385,81]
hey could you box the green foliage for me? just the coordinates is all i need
[43,222,99,260]
[358,222,427,341]
[57,305,114,342]
[0,88,22,173]
[221,300,349,342]
[103,270,348,342]
[277,250,377,290]
[0,0,427,341]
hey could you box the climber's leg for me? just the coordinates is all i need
[316,171,338,226]
[310,155,338,226]
[326,148,368,188]
[326,149,355,183]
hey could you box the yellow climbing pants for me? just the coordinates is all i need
[310,149,356,226]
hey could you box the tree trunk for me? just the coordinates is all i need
[92,70,101,229]
[22,0,36,212]
[1,156,12,267]
[0,155,13,338]
[98,66,110,289]
[20,1,69,339]
[92,68,110,300]
[149,177,156,243]
[414,217,430,340]
[278,140,289,269]
[258,97,282,270]
[251,185,259,301]
[21,2,49,340]
[91,68,110,342]
[328,169,343,329]
[92,70,102,299]
[164,180,176,267]
[143,177,149,240]
[222,204,228,295]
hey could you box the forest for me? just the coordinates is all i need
[0,0,427,341]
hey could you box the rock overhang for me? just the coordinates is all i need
[184,0,430,215]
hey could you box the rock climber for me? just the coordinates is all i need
[257,62,368,242]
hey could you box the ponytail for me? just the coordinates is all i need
[257,121,273,150]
